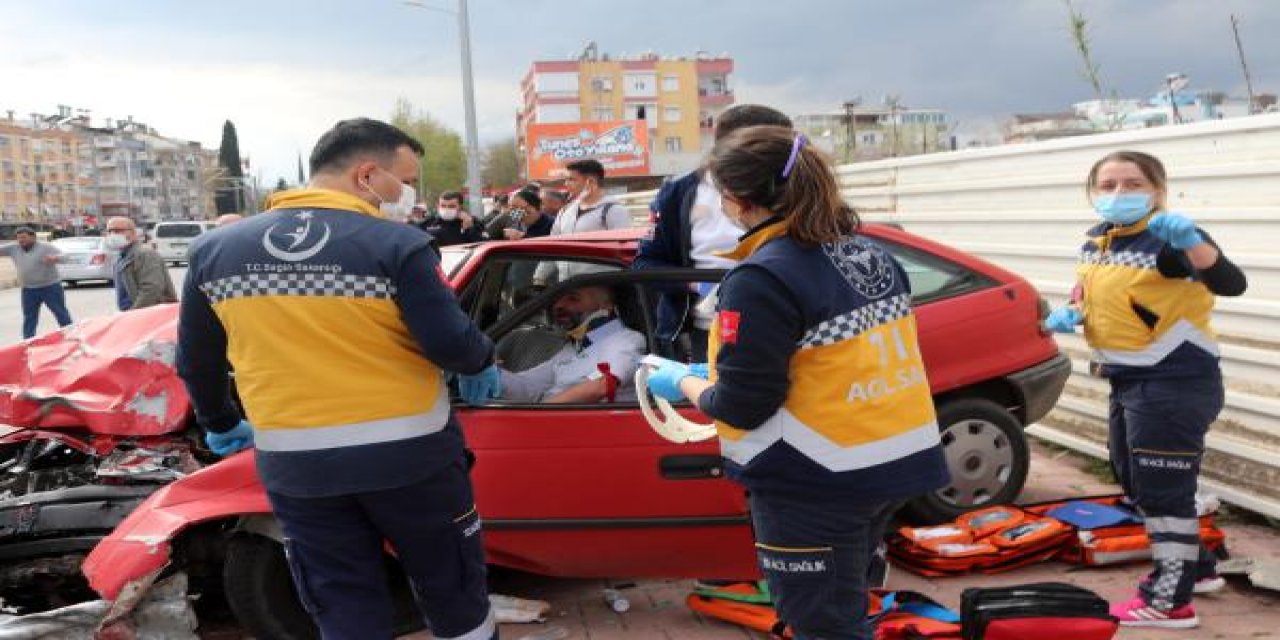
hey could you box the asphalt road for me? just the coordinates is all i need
[0,266,187,347]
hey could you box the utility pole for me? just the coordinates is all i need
[1231,15,1259,114]
[842,98,860,163]
[457,0,483,217]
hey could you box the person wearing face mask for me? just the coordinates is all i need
[175,118,498,640]
[531,159,631,286]
[501,188,554,240]
[1044,151,1246,630]
[643,127,947,640]
[0,227,73,338]
[105,216,177,311]
[420,191,484,246]
[458,285,645,405]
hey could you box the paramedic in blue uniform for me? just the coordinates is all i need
[646,126,949,640]
[176,118,498,640]
[1045,150,1246,630]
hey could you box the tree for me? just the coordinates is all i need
[389,99,466,202]
[1064,0,1119,131]
[481,137,522,189]
[275,177,289,192]
[215,120,245,214]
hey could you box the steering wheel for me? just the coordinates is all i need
[634,355,717,443]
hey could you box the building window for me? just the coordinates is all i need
[665,137,683,152]
[861,133,878,145]
[592,106,614,121]
[664,106,682,123]
[662,75,679,92]
[590,76,613,93]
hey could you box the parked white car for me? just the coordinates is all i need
[53,236,117,286]
[151,221,214,265]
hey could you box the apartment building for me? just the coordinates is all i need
[0,106,218,225]
[794,104,953,163]
[518,45,735,181]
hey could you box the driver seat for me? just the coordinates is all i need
[495,325,567,372]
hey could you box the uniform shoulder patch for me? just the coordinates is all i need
[823,236,896,300]
[719,310,741,344]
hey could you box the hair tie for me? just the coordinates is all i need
[780,133,808,179]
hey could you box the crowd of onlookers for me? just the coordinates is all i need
[406,158,631,248]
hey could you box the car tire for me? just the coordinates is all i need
[903,397,1029,524]
[223,534,425,640]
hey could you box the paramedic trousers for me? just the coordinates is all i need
[750,493,898,640]
[267,462,496,640]
[1109,374,1223,611]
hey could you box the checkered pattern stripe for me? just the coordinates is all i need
[200,272,396,303]
[799,293,912,349]
[1080,250,1157,270]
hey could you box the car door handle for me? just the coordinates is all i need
[659,455,724,480]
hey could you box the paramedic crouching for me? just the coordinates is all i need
[645,127,949,640]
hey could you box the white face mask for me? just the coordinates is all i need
[437,206,459,221]
[362,168,416,219]
[105,233,130,251]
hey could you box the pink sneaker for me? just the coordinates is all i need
[1110,596,1199,628]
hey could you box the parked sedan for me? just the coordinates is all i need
[52,236,116,286]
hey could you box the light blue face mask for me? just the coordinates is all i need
[1094,193,1153,225]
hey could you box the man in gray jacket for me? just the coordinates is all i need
[0,227,72,338]
[105,217,177,310]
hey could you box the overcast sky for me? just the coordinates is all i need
[4,0,1278,185]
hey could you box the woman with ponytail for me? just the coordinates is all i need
[645,126,948,639]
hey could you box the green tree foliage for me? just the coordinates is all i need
[390,99,466,202]
[215,120,245,213]
[275,177,289,192]
[481,137,522,189]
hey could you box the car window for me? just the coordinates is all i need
[53,238,101,251]
[462,255,623,332]
[877,239,996,305]
[472,270,722,408]
[155,223,204,238]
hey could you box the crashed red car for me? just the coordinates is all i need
[0,225,1069,638]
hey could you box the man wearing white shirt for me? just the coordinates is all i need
[533,159,632,286]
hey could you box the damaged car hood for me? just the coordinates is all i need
[0,305,188,436]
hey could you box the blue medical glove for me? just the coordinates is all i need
[459,364,502,405]
[205,419,254,456]
[688,363,711,379]
[647,360,694,402]
[1147,213,1204,250]
[1044,307,1082,334]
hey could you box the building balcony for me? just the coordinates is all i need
[698,90,734,106]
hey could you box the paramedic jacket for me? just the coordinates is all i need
[697,218,949,502]
[633,170,701,343]
[176,189,494,497]
[1077,214,1246,380]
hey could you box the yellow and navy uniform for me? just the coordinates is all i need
[1077,214,1246,379]
[177,189,494,497]
[697,218,949,500]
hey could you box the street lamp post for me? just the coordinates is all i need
[403,0,484,217]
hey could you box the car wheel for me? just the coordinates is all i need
[223,534,425,640]
[903,397,1029,524]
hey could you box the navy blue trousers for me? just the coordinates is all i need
[750,493,897,640]
[267,462,496,640]
[20,283,71,339]
[1109,375,1223,610]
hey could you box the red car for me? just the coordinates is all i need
[2,225,1069,639]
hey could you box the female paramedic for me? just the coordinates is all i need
[645,126,949,640]
[1045,150,1247,629]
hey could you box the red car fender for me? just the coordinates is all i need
[82,449,270,619]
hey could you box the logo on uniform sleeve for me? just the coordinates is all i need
[263,211,331,262]
[719,310,741,344]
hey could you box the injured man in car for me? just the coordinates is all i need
[479,285,647,404]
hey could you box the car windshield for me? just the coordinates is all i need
[155,224,204,238]
[53,238,102,251]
